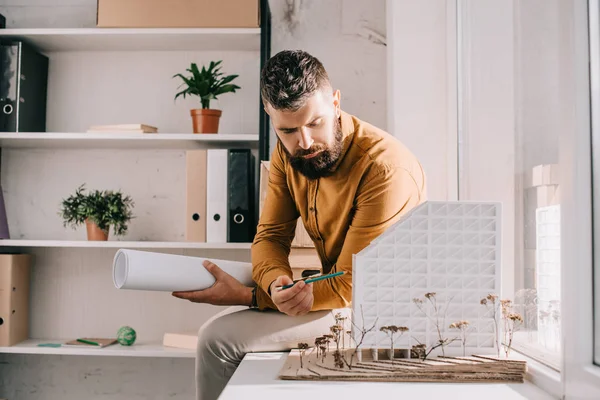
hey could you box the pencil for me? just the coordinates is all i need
[276,271,345,291]
[77,338,100,346]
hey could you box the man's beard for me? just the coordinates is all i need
[284,118,344,180]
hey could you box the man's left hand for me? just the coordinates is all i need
[172,260,252,306]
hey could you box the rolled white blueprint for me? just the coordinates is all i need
[112,249,254,292]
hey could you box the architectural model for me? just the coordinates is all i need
[351,201,502,360]
[277,201,529,383]
[279,201,527,382]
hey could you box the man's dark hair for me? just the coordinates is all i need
[260,50,331,111]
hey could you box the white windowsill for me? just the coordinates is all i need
[511,349,562,398]
[218,351,560,400]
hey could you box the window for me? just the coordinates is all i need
[456,0,600,396]
[456,0,594,376]
[456,0,564,370]
[390,1,600,395]
[509,1,563,371]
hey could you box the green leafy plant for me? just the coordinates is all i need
[59,184,134,236]
[173,60,241,109]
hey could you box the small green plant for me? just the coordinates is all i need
[173,60,241,109]
[59,184,134,236]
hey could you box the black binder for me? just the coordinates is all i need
[0,40,49,132]
[227,149,255,243]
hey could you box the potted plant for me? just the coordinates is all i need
[173,60,241,134]
[59,184,134,241]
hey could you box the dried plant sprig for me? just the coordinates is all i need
[333,349,345,369]
[334,313,349,349]
[481,293,500,357]
[411,343,426,359]
[503,312,523,358]
[328,322,351,369]
[413,292,454,356]
[380,325,409,364]
[449,320,470,356]
[322,334,333,355]
[348,305,378,369]
[298,342,309,369]
[315,336,329,362]
[412,336,458,361]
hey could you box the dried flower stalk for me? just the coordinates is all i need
[298,342,309,369]
[348,305,378,369]
[334,313,349,349]
[480,294,500,357]
[380,325,409,363]
[449,320,470,356]
[500,299,523,357]
[412,336,458,361]
[413,292,454,356]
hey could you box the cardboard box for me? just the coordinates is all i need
[97,0,260,28]
[0,254,32,347]
[259,161,315,248]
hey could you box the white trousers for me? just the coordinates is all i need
[195,306,349,400]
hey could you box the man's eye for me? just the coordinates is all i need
[308,120,322,127]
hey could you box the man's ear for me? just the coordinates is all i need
[263,100,273,116]
[332,89,341,117]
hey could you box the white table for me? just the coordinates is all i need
[218,352,557,400]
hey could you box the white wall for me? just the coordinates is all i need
[267,0,387,155]
[457,0,516,299]
[388,0,517,299]
[0,0,97,28]
[387,0,457,201]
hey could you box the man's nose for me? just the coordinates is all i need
[298,127,314,150]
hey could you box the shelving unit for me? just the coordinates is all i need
[0,339,195,358]
[0,28,261,51]
[0,132,259,150]
[0,0,272,373]
[0,240,252,249]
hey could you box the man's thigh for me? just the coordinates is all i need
[199,308,349,354]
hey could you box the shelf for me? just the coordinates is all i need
[0,339,195,358]
[0,28,261,52]
[0,240,252,250]
[0,132,259,150]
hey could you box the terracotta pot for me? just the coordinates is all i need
[190,109,222,134]
[85,219,109,241]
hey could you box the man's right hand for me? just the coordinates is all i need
[270,275,314,316]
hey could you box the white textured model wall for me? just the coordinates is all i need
[352,201,502,358]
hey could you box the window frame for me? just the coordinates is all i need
[555,0,600,397]
[571,0,600,397]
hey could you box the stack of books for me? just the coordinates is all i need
[87,124,158,134]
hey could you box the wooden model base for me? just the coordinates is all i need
[279,349,527,383]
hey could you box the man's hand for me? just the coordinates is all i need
[270,275,314,316]
[172,260,252,306]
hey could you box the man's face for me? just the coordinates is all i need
[265,89,344,180]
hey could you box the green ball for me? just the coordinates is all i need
[117,326,136,346]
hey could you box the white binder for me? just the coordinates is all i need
[206,149,228,242]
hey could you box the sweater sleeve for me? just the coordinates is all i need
[251,142,299,310]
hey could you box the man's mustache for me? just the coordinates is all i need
[293,146,325,158]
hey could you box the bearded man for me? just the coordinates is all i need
[172,49,427,400]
